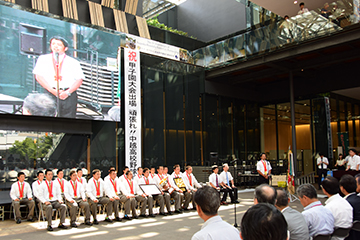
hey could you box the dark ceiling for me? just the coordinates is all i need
[204,24,360,105]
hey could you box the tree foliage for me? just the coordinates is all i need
[8,136,53,162]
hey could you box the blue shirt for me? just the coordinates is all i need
[302,200,334,237]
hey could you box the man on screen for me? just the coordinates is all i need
[33,36,84,118]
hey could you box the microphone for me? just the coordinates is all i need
[54,52,59,63]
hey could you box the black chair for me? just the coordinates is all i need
[312,234,331,240]
[332,227,351,239]
[352,220,360,231]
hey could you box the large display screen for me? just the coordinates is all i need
[0,4,121,121]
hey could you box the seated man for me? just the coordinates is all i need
[219,164,239,203]
[209,165,229,205]
[297,183,334,237]
[346,149,360,171]
[275,189,309,240]
[54,169,66,201]
[120,170,146,219]
[149,166,174,215]
[76,168,87,189]
[10,172,35,223]
[104,166,116,182]
[322,176,353,240]
[104,169,124,221]
[241,203,287,240]
[133,167,143,184]
[118,166,129,184]
[182,165,202,210]
[339,174,360,240]
[38,169,68,231]
[32,170,44,209]
[169,164,188,213]
[192,186,240,240]
[253,184,277,205]
[64,170,92,227]
[138,167,166,217]
[86,169,112,224]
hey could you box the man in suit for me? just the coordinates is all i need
[275,188,310,240]
[339,174,360,240]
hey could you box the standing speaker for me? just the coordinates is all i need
[19,23,46,56]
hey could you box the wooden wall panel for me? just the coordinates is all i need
[32,0,49,12]
[125,0,138,15]
[88,1,104,27]
[62,0,78,20]
[136,15,150,39]
[113,9,129,33]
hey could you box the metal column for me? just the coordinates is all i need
[289,72,298,176]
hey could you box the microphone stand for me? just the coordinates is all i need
[55,52,60,117]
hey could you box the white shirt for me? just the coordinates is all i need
[209,173,221,188]
[10,181,33,200]
[182,172,202,191]
[191,215,240,240]
[219,171,233,186]
[325,194,353,229]
[133,174,143,184]
[38,180,63,203]
[317,157,329,169]
[54,178,67,194]
[33,53,85,89]
[120,178,141,196]
[64,180,86,201]
[257,160,272,175]
[32,180,43,198]
[347,155,360,170]
[298,8,309,15]
[104,177,121,198]
[118,174,127,184]
[138,176,155,195]
[169,172,185,192]
[76,176,87,190]
[86,177,105,200]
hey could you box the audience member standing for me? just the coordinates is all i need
[317,153,329,189]
[297,183,334,237]
[298,2,309,15]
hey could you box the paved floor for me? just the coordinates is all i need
[0,188,327,240]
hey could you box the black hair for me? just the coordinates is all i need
[275,189,289,208]
[212,166,218,172]
[321,176,339,195]
[299,2,305,7]
[284,15,289,19]
[259,153,266,158]
[123,166,129,172]
[50,36,69,48]
[69,170,77,176]
[254,184,277,205]
[355,174,360,185]
[45,169,53,175]
[349,148,357,154]
[57,169,63,174]
[297,183,317,199]
[319,152,324,157]
[37,170,44,176]
[194,186,220,216]
[241,203,287,240]
[125,170,132,176]
[339,174,357,194]
[143,168,149,173]
[92,169,100,175]
[17,172,25,178]
[76,168,82,173]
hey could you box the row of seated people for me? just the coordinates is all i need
[10,164,226,231]
[242,173,360,240]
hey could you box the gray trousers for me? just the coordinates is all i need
[148,194,164,214]
[165,191,180,211]
[66,198,91,224]
[182,190,194,209]
[12,198,35,220]
[42,201,66,225]
[89,197,110,219]
[134,195,146,215]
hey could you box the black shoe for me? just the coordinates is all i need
[168,211,173,215]
[27,218,35,222]
[139,214,147,218]
[123,215,132,220]
[71,223,77,228]
[231,200,240,204]
[149,214,156,218]
[133,215,139,219]
[159,212,167,216]
[115,217,122,222]
[182,208,189,212]
[85,221,93,226]
[47,226,53,231]
[174,210,182,214]
[58,223,68,229]
[93,219,99,225]
[105,218,113,223]
[16,219,21,224]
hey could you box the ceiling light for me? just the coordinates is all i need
[294,1,298,4]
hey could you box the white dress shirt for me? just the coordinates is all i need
[347,155,360,170]
[325,194,353,230]
[182,172,202,191]
[219,171,233,186]
[317,157,329,169]
[169,172,185,192]
[10,181,33,200]
[54,178,67,194]
[32,180,43,198]
[298,8,309,15]
[64,180,86,201]
[38,180,63,203]
[118,174,127,184]
[120,178,141,196]
[138,176,155,185]
[33,53,85,89]
[86,177,105,200]
[209,173,221,188]
[257,160,272,175]
[191,215,240,240]
[77,176,87,190]
[104,177,121,198]
[133,174,143,185]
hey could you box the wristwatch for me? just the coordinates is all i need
[65,90,71,96]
